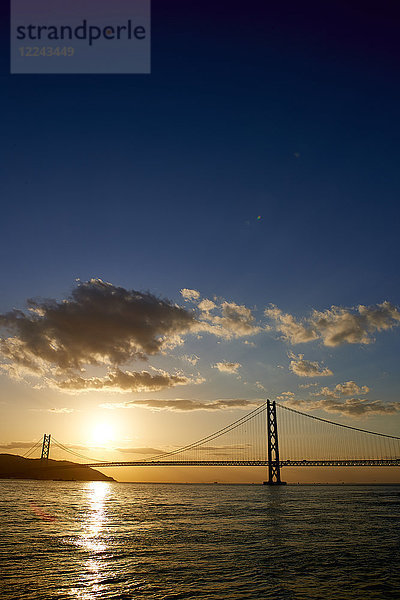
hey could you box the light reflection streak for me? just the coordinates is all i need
[70,481,111,598]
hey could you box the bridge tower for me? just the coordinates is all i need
[41,434,51,460]
[264,400,285,485]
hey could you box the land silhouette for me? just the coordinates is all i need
[0,454,114,482]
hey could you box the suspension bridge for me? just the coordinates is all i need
[24,400,400,484]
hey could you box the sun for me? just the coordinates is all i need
[90,422,115,445]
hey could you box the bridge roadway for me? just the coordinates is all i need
[83,459,400,468]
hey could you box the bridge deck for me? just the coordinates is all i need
[83,459,400,468]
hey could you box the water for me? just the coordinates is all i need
[1,481,399,600]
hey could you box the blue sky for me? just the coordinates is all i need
[0,1,399,474]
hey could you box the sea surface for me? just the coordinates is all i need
[0,481,399,600]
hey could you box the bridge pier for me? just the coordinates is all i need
[263,400,286,485]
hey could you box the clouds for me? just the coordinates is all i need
[279,379,399,417]
[1,280,399,414]
[0,281,263,393]
[54,368,202,393]
[100,398,261,411]
[115,447,166,455]
[213,361,241,374]
[180,289,200,302]
[180,289,261,339]
[285,397,400,417]
[266,301,400,346]
[289,353,333,377]
[0,279,195,376]
[0,279,199,391]
[317,381,369,399]
[199,301,261,339]
[265,306,317,344]
[182,354,199,366]
[0,441,38,450]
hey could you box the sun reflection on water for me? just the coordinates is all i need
[70,481,111,598]
[81,481,109,552]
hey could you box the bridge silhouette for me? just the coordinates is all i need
[26,400,400,485]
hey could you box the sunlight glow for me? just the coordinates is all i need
[90,422,115,445]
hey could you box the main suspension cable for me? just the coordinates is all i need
[277,403,400,440]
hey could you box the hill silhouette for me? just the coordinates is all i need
[0,454,114,482]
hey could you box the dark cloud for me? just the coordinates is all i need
[55,368,199,393]
[0,279,195,373]
[0,279,196,388]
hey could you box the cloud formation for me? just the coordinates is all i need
[265,306,317,344]
[213,361,241,374]
[276,391,295,400]
[0,281,265,392]
[284,397,400,417]
[266,301,400,346]
[99,398,261,411]
[199,301,261,338]
[180,289,261,339]
[182,354,199,365]
[180,289,200,302]
[53,368,202,393]
[0,279,196,373]
[289,353,333,377]
[316,381,369,399]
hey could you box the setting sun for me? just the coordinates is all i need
[90,423,115,445]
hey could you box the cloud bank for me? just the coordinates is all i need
[284,397,400,417]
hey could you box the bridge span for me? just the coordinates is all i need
[27,400,400,484]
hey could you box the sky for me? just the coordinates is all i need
[1,0,400,483]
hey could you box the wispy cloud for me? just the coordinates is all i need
[0,441,39,450]
[213,361,241,374]
[284,396,400,417]
[266,301,400,346]
[182,354,200,366]
[99,398,261,411]
[115,447,167,455]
